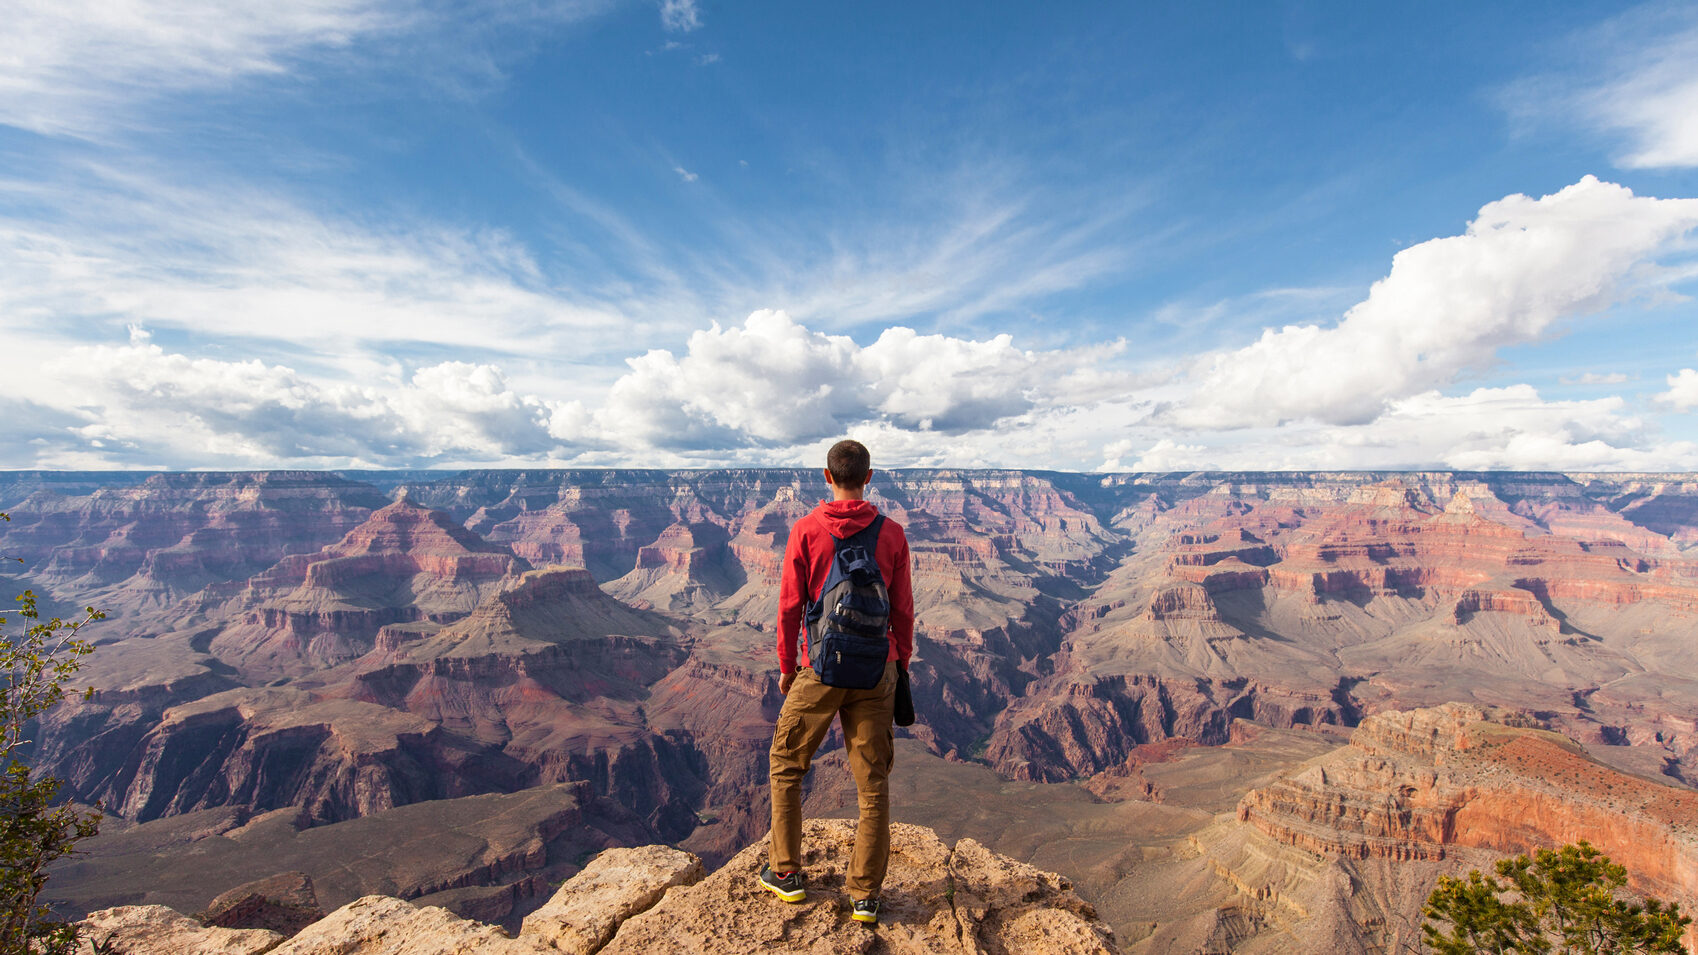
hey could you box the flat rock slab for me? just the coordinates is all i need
[521,844,703,955]
[598,819,1119,955]
[78,905,283,955]
[268,895,555,955]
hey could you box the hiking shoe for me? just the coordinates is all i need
[758,864,806,903]
[851,898,880,924]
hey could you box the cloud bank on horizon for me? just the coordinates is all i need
[2,1,1696,472]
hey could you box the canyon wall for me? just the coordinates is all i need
[8,468,1698,940]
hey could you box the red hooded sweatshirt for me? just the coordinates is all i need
[776,499,914,675]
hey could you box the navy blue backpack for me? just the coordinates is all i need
[804,515,891,689]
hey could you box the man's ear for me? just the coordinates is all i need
[822,467,835,488]
[865,469,875,486]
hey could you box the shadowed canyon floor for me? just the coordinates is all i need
[7,469,1698,950]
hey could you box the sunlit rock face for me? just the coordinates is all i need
[1235,703,1698,950]
[12,469,1698,921]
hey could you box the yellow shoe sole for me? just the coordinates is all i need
[759,880,805,903]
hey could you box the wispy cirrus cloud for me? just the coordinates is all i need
[0,0,618,139]
[1505,4,1698,170]
[1576,12,1698,169]
[1,149,1151,374]
[0,162,627,361]
[6,6,1696,478]
[746,176,1152,332]
[505,144,1154,336]
[0,0,401,138]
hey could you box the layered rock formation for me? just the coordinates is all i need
[47,562,691,829]
[0,471,388,622]
[9,468,1698,946]
[985,474,1698,791]
[605,522,741,613]
[1238,704,1698,905]
[1200,704,1698,952]
[202,498,532,677]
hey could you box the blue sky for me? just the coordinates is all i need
[3,0,1698,471]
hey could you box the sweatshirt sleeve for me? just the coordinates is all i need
[885,525,914,667]
[776,524,809,674]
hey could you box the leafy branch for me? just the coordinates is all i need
[0,510,106,955]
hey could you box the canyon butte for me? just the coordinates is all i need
[6,468,1698,952]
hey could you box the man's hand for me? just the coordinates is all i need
[780,671,796,696]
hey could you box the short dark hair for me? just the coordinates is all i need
[827,439,871,489]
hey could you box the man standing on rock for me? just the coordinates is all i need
[761,439,914,925]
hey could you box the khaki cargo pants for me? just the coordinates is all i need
[768,660,898,901]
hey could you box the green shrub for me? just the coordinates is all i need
[1423,841,1690,954]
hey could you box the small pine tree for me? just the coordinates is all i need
[1423,841,1691,954]
[0,512,104,955]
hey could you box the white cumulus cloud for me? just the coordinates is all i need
[1130,438,1208,472]
[42,344,562,467]
[1661,368,1698,412]
[1111,385,1694,473]
[1172,177,1698,430]
[584,310,1118,451]
[1389,387,1661,471]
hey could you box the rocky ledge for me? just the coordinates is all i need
[76,820,1119,955]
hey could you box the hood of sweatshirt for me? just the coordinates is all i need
[813,499,879,538]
